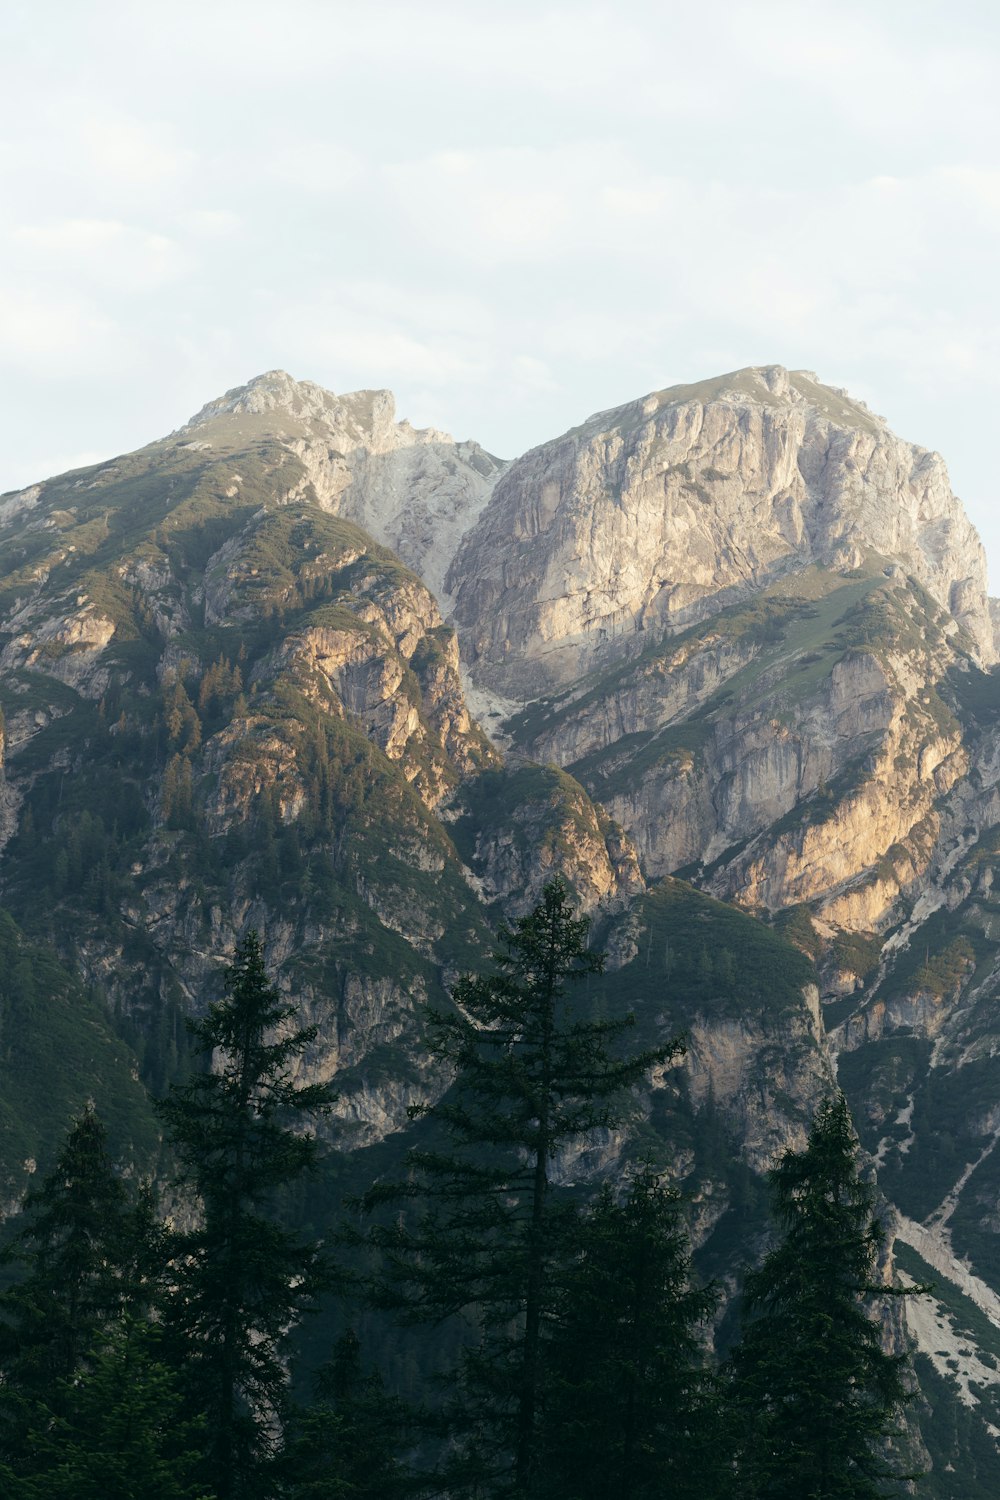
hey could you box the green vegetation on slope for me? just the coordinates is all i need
[0,911,156,1193]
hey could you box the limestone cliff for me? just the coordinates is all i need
[449,365,993,694]
[507,563,970,932]
[180,370,504,604]
[0,370,833,1206]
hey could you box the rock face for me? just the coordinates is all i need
[181,370,504,604]
[504,562,972,932]
[450,764,645,918]
[449,365,993,695]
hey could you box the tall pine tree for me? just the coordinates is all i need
[276,1329,412,1500]
[535,1167,722,1500]
[365,878,683,1497]
[9,1315,205,1500]
[0,1106,130,1468]
[157,930,335,1500]
[728,1093,919,1500]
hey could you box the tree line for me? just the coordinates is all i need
[0,882,920,1498]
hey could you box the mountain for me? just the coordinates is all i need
[177,368,503,603]
[450,364,994,690]
[3,364,1000,1491]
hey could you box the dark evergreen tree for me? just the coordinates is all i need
[0,1109,194,1496]
[365,878,683,1497]
[728,1093,919,1500]
[9,1316,205,1500]
[0,1105,131,1466]
[535,1167,722,1500]
[157,930,336,1500]
[276,1329,411,1500]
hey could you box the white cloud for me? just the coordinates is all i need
[106,1,726,119]
[11,218,189,291]
[4,0,1000,569]
[258,141,364,195]
[508,354,558,395]
[0,287,130,374]
[268,277,497,390]
[75,112,195,187]
[728,1,999,144]
[383,144,689,265]
[281,317,489,388]
[178,209,242,239]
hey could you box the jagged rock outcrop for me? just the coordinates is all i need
[181,370,504,604]
[449,763,645,917]
[507,563,972,931]
[449,365,993,695]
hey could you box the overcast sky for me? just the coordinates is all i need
[4,1,1000,579]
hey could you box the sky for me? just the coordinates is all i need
[4,0,1000,578]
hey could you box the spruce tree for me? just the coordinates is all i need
[365,878,683,1497]
[0,1105,131,1467]
[157,930,335,1500]
[728,1093,918,1500]
[535,1168,722,1500]
[276,1329,411,1500]
[11,1316,205,1500]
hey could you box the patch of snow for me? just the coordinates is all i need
[874,1093,914,1166]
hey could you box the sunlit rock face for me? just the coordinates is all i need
[449,365,993,696]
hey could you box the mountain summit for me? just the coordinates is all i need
[182,368,351,426]
[170,370,505,604]
[450,363,993,694]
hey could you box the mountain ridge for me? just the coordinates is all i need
[3,362,1000,1487]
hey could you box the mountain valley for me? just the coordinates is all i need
[4,362,1000,1492]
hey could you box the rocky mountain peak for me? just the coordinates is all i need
[684,364,886,429]
[172,370,505,611]
[449,364,994,692]
[577,365,888,447]
[179,370,403,446]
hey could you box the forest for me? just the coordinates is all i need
[0,881,921,1500]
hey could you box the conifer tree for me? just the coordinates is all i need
[0,1110,185,1494]
[366,879,683,1497]
[728,1093,919,1500]
[276,1329,411,1500]
[10,1316,205,1500]
[157,931,335,1500]
[0,1106,130,1465]
[535,1168,722,1500]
